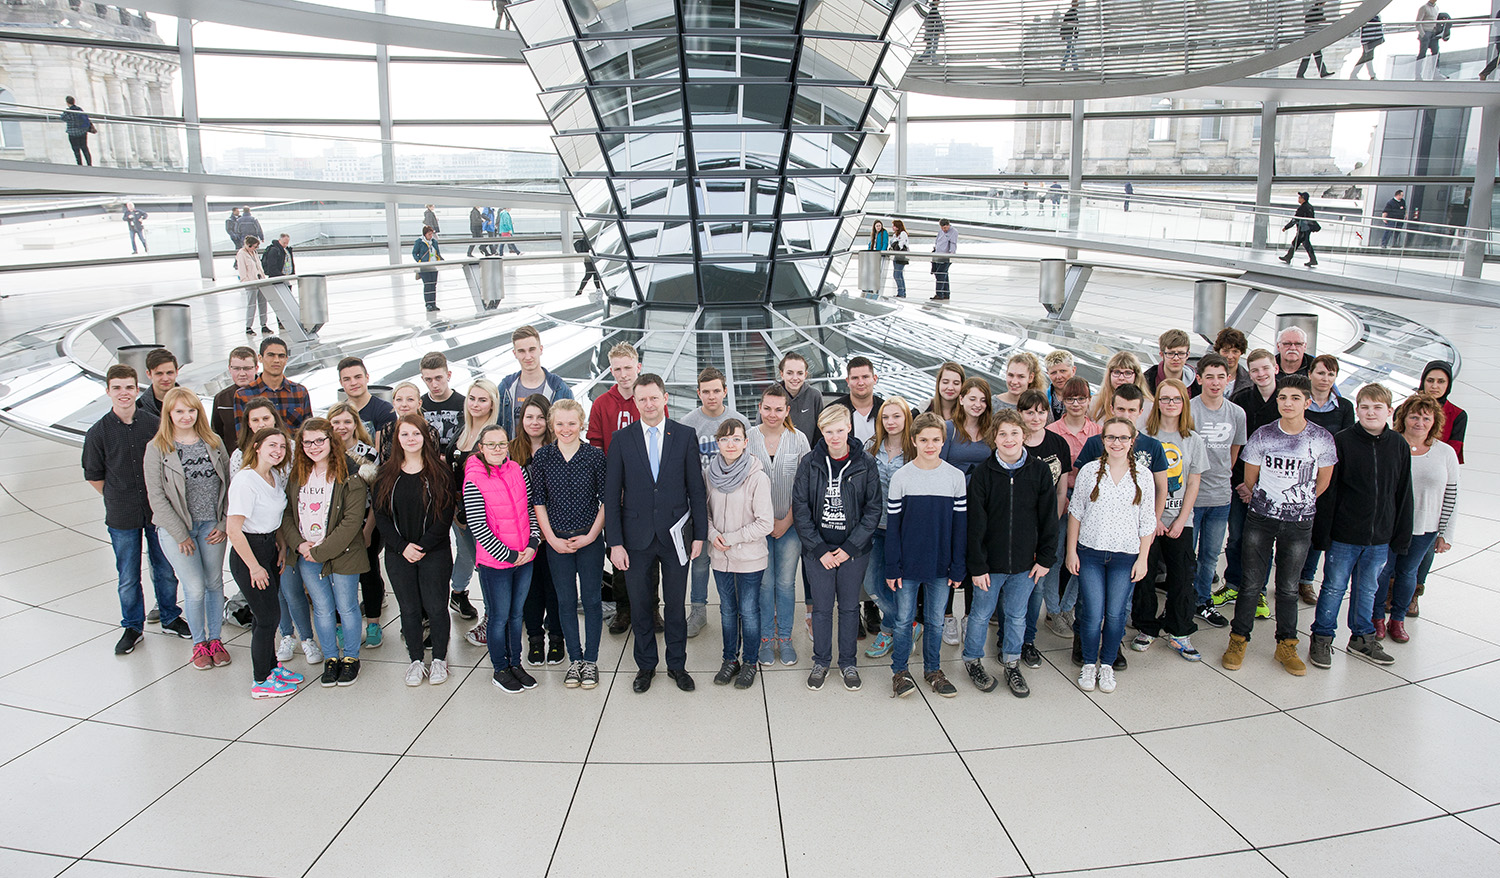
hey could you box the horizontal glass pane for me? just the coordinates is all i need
[524,42,588,90]
[798,37,883,83]
[389,63,547,120]
[195,57,378,119]
[692,131,786,172]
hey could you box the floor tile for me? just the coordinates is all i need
[41,582,138,628]
[1292,685,1500,813]
[0,545,119,606]
[408,662,604,763]
[0,722,225,857]
[1409,578,1500,646]
[1033,850,1282,877]
[779,752,1028,878]
[1208,632,1405,710]
[240,657,464,755]
[1459,803,1500,843]
[93,643,297,740]
[305,756,580,878]
[547,762,784,878]
[0,704,77,767]
[0,608,116,677]
[0,848,72,878]
[0,629,188,717]
[587,665,771,763]
[0,529,111,579]
[1371,619,1500,681]
[1262,816,1500,877]
[1422,661,1500,722]
[1138,713,1444,847]
[964,736,1244,873]
[0,510,69,544]
[59,862,261,878]
[764,662,953,761]
[922,656,1125,751]
[1077,642,1277,732]
[90,742,396,876]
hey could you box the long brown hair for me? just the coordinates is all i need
[952,377,994,446]
[1089,416,1142,505]
[291,417,348,486]
[374,414,454,513]
[242,427,289,473]
[871,395,917,462]
[929,362,966,420]
[150,387,220,454]
[238,397,286,455]
[1144,378,1196,436]
[510,394,554,467]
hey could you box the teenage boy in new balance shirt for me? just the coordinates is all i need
[1308,383,1412,670]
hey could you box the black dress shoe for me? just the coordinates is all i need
[609,610,631,635]
[667,669,695,692]
[632,670,654,693]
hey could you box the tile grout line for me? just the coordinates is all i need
[760,647,791,878]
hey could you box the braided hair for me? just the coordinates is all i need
[1089,416,1143,506]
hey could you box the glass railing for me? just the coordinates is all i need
[1248,16,1497,81]
[869,176,1499,294]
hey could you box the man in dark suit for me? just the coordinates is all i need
[605,373,708,693]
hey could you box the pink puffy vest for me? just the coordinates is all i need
[464,455,530,570]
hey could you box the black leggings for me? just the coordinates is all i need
[361,533,384,620]
[68,133,91,166]
[230,532,282,684]
[524,549,562,640]
[386,546,453,661]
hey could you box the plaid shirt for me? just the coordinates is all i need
[234,377,312,429]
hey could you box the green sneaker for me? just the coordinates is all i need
[1255,594,1270,619]
[364,622,383,649]
[1210,584,1238,607]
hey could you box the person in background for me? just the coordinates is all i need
[466,424,543,694]
[1089,351,1153,422]
[776,351,824,440]
[481,206,498,254]
[680,366,750,638]
[237,235,271,335]
[281,417,372,688]
[123,203,148,254]
[1380,189,1406,247]
[1415,0,1440,79]
[226,207,243,249]
[374,414,456,687]
[862,397,917,661]
[930,218,957,301]
[84,364,185,655]
[1294,0,1335,78]
[498,325,575,436]
[1210,328,1251,397]
[747,384,811,666]
[61,96,93,165]
[1044,350,1077,420]
[1060,0,1080,70]
[143,388,231,670]
[261,233,295,282]
[235,207,265,249]
[213,346,260,448]
[1279,192,1319,267]
[1353,14,1383,80]
[451,379,500,636]
[1277,326,1313,377]
[925,362,965,422]
[1123,181,1133,211]
[512,394,564,667]
[575,235,606,297]
[1067,417,1156,694]
[793,404,881,693]
[1148,329,1201,397]
[227,427,302,698]
[532,399,608,690]
[413,225,443,313]
[234,336,312,429]
[992,352,1045,411]
[497,206,521,254]
[423,204,440,235]
[469,206,485,256]
[705,418,773,689]
[135,348,179,417]
[1043,376,1098,637]
[887,411,968,698]
[1375,392,1458,643]
[890,219,911,298]
[419,351,466,448]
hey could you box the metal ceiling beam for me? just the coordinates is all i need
[127,0,524,58]
[0,161,572,210]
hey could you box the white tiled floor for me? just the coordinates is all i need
[0,292,1498,877]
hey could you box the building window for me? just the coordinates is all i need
[0,88,22,150]
[1150,99,1172,141]
[1200,100,1223,141]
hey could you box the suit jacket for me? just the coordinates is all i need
[604,418,707,553]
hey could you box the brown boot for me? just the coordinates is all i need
[1298,581,1318,605]
[1408,584,1423,618]
[1274,638,1307,676]
[1222,633,1247,670]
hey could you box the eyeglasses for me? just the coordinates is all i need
[228,365,257,373]
[1103,435,1133,444]
[1157,396,1184,405]
[1280,341,1306,348]
[1110,369,1137,378]
[717,436,745,444]
[302,436,329,447]
[480,441,509,450]
[1064,397,1089,404]
[1163,350,1189,359]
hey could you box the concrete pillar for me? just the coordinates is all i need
[178,18,214,281]
[1463,105,1499,278]
[894,93,908,214]
[1253,101,1277,251]
[376,0,400,265]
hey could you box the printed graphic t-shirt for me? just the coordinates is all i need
[1242,421,1337,522]
[297,470,333,545]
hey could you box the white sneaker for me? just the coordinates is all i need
[942,615,961,645]
[276,635,296,663]
[1077,663,1098,691]
[301,638,323,665]
[404,660,428,687]
[429,659,448,685]
[1130,633,1154,652]
[1097,664,1117,693]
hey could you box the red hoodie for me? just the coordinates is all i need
[587,385,668,454]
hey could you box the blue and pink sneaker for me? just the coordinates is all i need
[251,676,297,699]
[271,665,304,685]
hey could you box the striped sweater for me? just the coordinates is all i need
[883,460,968,584]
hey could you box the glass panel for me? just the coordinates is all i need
[196,57,378,119]
[524,42,588,90]
[792,85,872,129]
[698,221,769,255]
[684,36,740,77]
[553,133,608,173]
[682,0,740,28]
[609,132,687,171]
[743,85,793,125]
[874,44,912,89]
[742,37,799,78]
[738,0,802,29]
[508,0,577,46]
[843,174,876,213]
[699,261,769,303]
[613,178,671,216]
[692,131,787,172]
[568,178,616,216]
[571,0,678,32]
[786,132,856,172]
[643,261,700,305]
[803,0,891,37]
[580,36,681,80]
[769,256,827,301]
[390,64,547,121]
[788,175,849,214]
[545,88,599,132]
[698,179,750,215]
[865,89,899,131]
[798,37,883,83]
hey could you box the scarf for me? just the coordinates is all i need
[708,451,754,493]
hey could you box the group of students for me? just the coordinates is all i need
[83,319,1465,700]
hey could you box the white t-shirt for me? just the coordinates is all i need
[227,469,287,534]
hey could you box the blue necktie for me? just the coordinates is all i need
[647,425,660,481]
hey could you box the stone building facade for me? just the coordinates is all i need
[0,1,182,168]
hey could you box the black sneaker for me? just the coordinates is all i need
[864,601,882,635]
[1020,642,1042,669]
[1004,663,1031,698]
[1196,603,1229,628]
[807,664,829,690]
[449,591,478,620]
[734,664,757,690]
[546,639,565,665]
[714,660,740,686]
[320,658,341,687]
[964,658,998,692]
[924,669,957,697]
[492,667,522,693]
[1112,651,1128,672]
[511,665,538,689]
[162,616,193,639]
[526,637,544,666]
[336,657,360,686]
[892,670,916,697]
[114,628,143,655]
[842,666,862,691]
[608,610,632,635]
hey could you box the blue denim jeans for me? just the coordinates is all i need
[1314,541,1390,639]
[480,562,533,669]
[892,262,906,297]
[157,520,226,644]
[1192,503,1230,605]
[1037,512,1074,615]
[277,563,315,640]
[549,537,605,663]
[861,530,895,634]
[1075,545,1136,666]
[1301,547,1322,585]
[450,521,477,594]
[714,569,763,664]
[1223,494,1248,587]
[892,578,950,674]
[108,525,180,631]
[761,529,801,641]
[1376,531,1439,623]
[297,558,361,659]
[967,571,1037,664]
[690,550,710,608]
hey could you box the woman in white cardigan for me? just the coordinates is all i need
[706,417,773,690]
[236,234,270,335]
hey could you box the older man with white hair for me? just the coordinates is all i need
[1276,326,1311,377]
